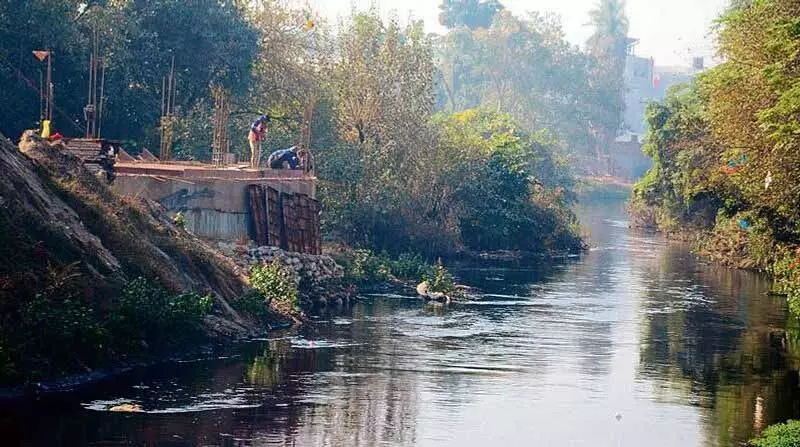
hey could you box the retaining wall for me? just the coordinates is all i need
[112,166,316,243]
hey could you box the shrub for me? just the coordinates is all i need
[751,420,800,447]
[173,211,186,229]
[319,110,582,256]
[3,262,107,379]
[107,277,213,350]
[772,251,800,317]
[390,253,433,280]
[0,272,215,384]
[335,249,434,285]
[18,292,106,375]
[424,259,457,295]
[250,261,298,309]
[338,249,392,285]
[232,288,273,321]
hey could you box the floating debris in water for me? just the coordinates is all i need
[109,403,143,413]
[290,337,361,349]
[83,399,143,412]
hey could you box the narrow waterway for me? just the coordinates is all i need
[3,202,800,446]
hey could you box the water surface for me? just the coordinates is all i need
[3,203,799,446]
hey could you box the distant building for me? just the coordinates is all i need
[652,64,698,100]
[622,39,655,136]
[612,41,706,179]
[621,39,705,139]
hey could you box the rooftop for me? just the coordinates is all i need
[115,162,316,181]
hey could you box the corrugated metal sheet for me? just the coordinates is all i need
[184,209,249,241]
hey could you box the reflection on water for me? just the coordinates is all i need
[2,202,800,446]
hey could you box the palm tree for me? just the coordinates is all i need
[438,0,504,30]
[586,0,630,65]
[585,0,629,174]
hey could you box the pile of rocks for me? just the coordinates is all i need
[216,243,354,309]
[218,243,343,285]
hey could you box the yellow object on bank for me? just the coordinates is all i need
[40,120,51,139]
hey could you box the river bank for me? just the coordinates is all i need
[0,131,305,388]
[2,203,796,447]
[629,201,800,304]
[0,130,469,391]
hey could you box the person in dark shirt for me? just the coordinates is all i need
[267,146,300,169]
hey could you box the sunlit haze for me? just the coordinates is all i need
[306,0,730,66]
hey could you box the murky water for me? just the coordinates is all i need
[3,202,800,446]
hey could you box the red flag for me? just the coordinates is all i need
[652,72,661,90]
[32,50,50,61]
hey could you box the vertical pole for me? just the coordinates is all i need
[98,58,106,138]
[39,70,44,125]
[91,25,98,138]
[46,50,52,122]
[170,57,177,116]
[163,55,176,161]
[161,77,166,117]
[86,50,93,137]
[168,56,175,116]
[160,76,166,159]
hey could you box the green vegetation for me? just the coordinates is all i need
[333,249,460,296]
[436,1,629,174]
[109,278,213,349]
[0,0,630,260]
[438,0,504,29]
[173,211,185,229]
[575,177,632,202]
[773,251,800,316]
[249,261,298,310]
[0,0,639,383]
[231,289,273,323]
[334,249,433,286]
[751,420,800,447]
[323,107,582,255]
[425,259,458,295]
[1,273,212,384]
[631,0,800,314]
[0,1,256,151]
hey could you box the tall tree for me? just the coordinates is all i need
[585,0,629,170]
[100,0,258,152]
[436,11,600,163]
[0,0,87,138]
[702,0,800,237]
[438,0,504,29]
[586,0,629,64]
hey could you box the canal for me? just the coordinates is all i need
[3,203,799,446]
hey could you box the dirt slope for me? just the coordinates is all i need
[0,131,252,333]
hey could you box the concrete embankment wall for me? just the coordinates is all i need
[113,169,316,242]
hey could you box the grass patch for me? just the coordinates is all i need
[751,420,800,447]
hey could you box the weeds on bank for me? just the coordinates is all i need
[424,259,458,295]
[238,261,299,317]
[751,420,800,447]
[0,271,213,384]
[334,249,433,286]
[771,250,800,317]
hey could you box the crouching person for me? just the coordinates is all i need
[267,146,301,169]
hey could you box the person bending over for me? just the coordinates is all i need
[267,146,300,169]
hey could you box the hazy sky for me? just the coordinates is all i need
[306,0,731,67]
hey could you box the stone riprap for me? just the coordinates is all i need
[218,243,343,285]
